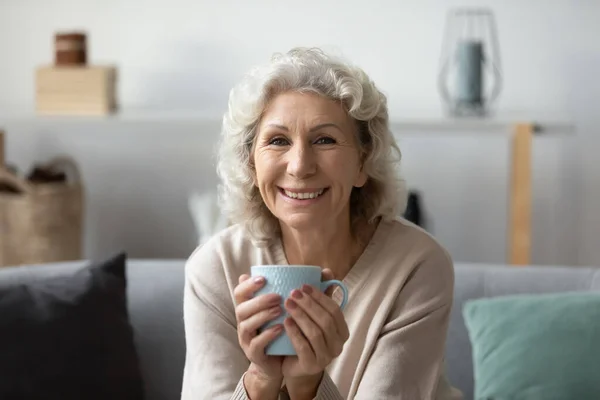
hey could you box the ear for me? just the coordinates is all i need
[248,152,258,186]
[354,168,368,188]
[353,150,368,188]
[250,166,258,187]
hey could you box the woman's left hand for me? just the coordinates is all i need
[281,268,350,383]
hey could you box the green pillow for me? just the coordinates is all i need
[463,291,600,400]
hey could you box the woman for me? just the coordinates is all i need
[181,47,462,400]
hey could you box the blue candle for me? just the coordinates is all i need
[456,40,484,105]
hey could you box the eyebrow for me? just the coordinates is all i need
[264,123,342,132]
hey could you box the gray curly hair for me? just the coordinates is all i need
[216,47,407,245]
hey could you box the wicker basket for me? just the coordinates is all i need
[0,157,84,267]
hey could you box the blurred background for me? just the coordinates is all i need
[0,0,597,267]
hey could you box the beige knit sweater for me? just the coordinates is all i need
[181,217,463,400]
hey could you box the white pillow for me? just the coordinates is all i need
[188,190,229,245]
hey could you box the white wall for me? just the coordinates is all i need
[0,0,598,266]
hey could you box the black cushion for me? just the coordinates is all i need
[0,253,145,400]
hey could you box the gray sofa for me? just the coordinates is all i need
[2,259,599,400]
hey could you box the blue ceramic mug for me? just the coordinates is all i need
[250,265,349,356]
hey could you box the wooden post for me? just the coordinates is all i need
[508,123,534,265]
[0,130,4,168]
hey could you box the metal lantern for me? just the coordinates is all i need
[438,8,502,117]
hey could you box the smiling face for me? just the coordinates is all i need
[252,91,368,233]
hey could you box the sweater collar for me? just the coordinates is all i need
[268,218,394,307]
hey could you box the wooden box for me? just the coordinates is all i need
[35,66,117,116]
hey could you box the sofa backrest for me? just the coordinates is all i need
[4,259,600,400]
[126,260,186,400]
[447,263,600,400]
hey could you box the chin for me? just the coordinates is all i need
[278,215,323,232]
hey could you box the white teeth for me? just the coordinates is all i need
[284,189,325,199]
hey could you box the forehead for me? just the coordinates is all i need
[259,92,350,126]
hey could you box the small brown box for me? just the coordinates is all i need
[55,32,87,66]
[35,65,117,116]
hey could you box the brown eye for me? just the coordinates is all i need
[315,137,336,145]
[269,137,289,146]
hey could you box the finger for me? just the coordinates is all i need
[236,293,281,322]
[284,317,319,368]
[321,269,336,296]
[291,288,344,355]
[248,324,284,359]
[234,275,266,305]
[239,305,282,343]
[302,284,349,342]
[285,297,329,365]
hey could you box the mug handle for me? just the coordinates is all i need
[320,280,348,310]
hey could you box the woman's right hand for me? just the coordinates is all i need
[234,274,285,387]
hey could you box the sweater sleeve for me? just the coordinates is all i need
[353,246,456,399]
[280,371,341,400]
[313,371,344,399]
[180,239,252,400]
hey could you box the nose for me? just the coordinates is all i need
[286,141,317,179]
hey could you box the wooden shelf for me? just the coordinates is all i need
[0,108,576,133]
[0,108,576,265]
[0,109,221,124]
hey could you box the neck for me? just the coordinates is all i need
[280,216,378,280]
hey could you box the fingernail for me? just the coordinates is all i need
[270,306,281,316]
[253,276,265,284]
[273,324,283,333]
[302,284,313,295]
[287,299,297,309]
[291,290,303,299]
[285,318,296,328]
